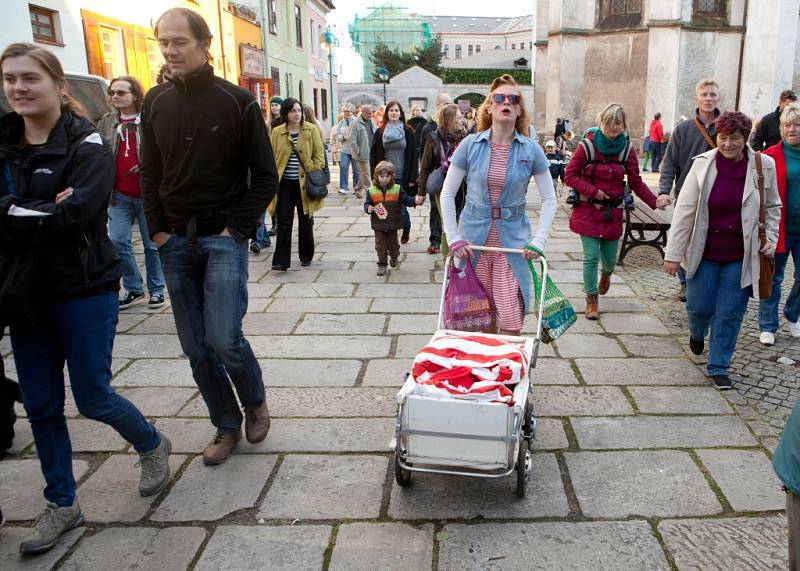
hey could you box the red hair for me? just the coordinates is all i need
[714,111,752,139]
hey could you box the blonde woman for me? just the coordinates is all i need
[441,75,557,336]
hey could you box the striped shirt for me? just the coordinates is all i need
[284,132,300,180]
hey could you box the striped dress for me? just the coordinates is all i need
[474,142,525,331]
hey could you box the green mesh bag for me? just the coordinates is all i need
[526,246,577,344]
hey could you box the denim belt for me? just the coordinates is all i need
[465,202,526,220]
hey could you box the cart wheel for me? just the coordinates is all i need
[515,445,531,498]
[523,399,536,446]
[395,453,413,487]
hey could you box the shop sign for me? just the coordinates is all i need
[240,45,265,77]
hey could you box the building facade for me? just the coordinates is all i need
[425,15,533,66]
[534,0,800,143]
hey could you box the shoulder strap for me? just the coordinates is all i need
[579,139,595,163]
[693,117,717,149]
[617,141,632,164]
[755,151,766,227]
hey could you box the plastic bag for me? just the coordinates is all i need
[528,253,577,343]
[443,259,493,332]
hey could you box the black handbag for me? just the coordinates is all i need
[291,136,329,200]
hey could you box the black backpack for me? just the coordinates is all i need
[566,138,634,210]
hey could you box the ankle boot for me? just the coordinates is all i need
[585,294,599,320]
[598,271,612,295]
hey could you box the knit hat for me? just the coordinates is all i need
[270,95,284,105]
[545,140,556,148]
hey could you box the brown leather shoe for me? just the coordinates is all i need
[202,431,242,466]
[585,294,599,320]
[598,272,612,295]
[244,401,271,444]
[400,229,410,244]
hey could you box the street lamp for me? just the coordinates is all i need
[321,27,338,126]
[376,66,389,105]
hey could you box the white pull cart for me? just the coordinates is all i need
[394,246,547,497]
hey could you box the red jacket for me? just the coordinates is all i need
[564,133,658,240]
[764,143,788,254]
[649,120,664,143]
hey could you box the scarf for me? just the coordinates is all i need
[585,127,628,156]
[116,113,140,158]
[382,121,405,145]
[437,125,465,160]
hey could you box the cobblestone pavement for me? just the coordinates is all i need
[0,172,791,569]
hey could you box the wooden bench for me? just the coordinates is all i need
[617,198,671,265]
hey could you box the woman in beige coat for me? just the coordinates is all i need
[664,111,781,390]
[269,98,324,270]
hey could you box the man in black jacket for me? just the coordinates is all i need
[752,89,798,150]
[141,8,278,465]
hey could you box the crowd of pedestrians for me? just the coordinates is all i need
[0,5,798,561]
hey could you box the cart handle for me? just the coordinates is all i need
[438,245,548,346]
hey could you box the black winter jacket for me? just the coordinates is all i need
[140,64,278,240]
[752,107,782,151]
[0,111,120,300]
[369,125,419,195]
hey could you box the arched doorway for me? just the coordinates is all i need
[455,92,486,110]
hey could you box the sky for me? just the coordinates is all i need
[328,1,532,31]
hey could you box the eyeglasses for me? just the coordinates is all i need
[491,94,521,105]
[109,90,130,96]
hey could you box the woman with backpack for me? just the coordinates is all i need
[418,103,467,255]
[0,43,171,554]
[564,103,671,319]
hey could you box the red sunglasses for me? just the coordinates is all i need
[491,94,521,105]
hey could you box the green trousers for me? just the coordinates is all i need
[581,236,618,294]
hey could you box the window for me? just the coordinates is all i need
[511,43,515,50]
[321,87,328,120]
[271,66,280,95]
[309,21,316,55]
[313,88,318,118]
[294,4,302,48]
[475,45,481,54]
[529,41,533,49]
[98,25,126,79]
[467,45,473,57]
[145,38,162,86]
[455,44,462,59]
[695,0,724,15]
[29,5,60,44]
[609,0,642,14]
[599,0,642,28]
[267,0,277,35]
[298,80,304,104]
[443,44,449,59]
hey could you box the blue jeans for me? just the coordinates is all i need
[11,292,159,507]
[252,211,272,249]
[338,151,359,191]
[158,234,264,432]
[686,259,751,377]
[108,191,165,296]
[759,232,800,332]
[650,142,663,172]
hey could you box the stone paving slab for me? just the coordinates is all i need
[242,313,302,335]
[659,517,788,570]
[531,418,569,450]
[296,313,386,335]
[274,283,355,297]
[566,450,722,517]
[260,269,321,283]
[260,359,361,386]
[534,386,633,416]
[330,523,434,571]
[357,284,441,298]
[628,386,733,414]
[154,418,218,452]
[530,358,580,385]
[0,460,89,520]
[264,297,372,314]
[387,269,436,283]
[266,387,397,417]
[113,334,185,359]
[599,313,670,335]
[568,297,648,313]
[363,359,410,386]
[697,450,786,511]
[112,359,197,387]
[245,283,281,298]
[249,335,391,359]
[66,419,129,451]
[575,358,708,385]
[547,269,625,284]
[259,455,387,519]
[61,527,206,571]
[117,313,148,332]
[317,269,389,283]
[126,314,178,335]
[153,455,277,522]
[552,334,626,358]
[571,416,757,449]
[240,418,394,453]
[370,298,441,313]
[116,387,197,416]
[388,453,568,519]
[195,525,331,571]
[617,334,685,357]
[0,527,85,570]
[387,314,439,334]
[78,454,186,522]
[438,521,669,571]
[560,282,637,298]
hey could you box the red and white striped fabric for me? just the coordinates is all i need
[410,332,530,406]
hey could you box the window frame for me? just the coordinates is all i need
[271,66,281,96]
[267,0,278,35]
[598,0,643,29]
[455,44,462,59]
[29,4,61,46]
[294,4,302,48]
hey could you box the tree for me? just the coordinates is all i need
[369,34,444,80]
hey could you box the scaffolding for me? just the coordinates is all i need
[351,3,432,80]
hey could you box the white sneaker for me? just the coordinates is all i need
[759,332,775,346]
[788,320,800,338]
[337,188,351,195]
